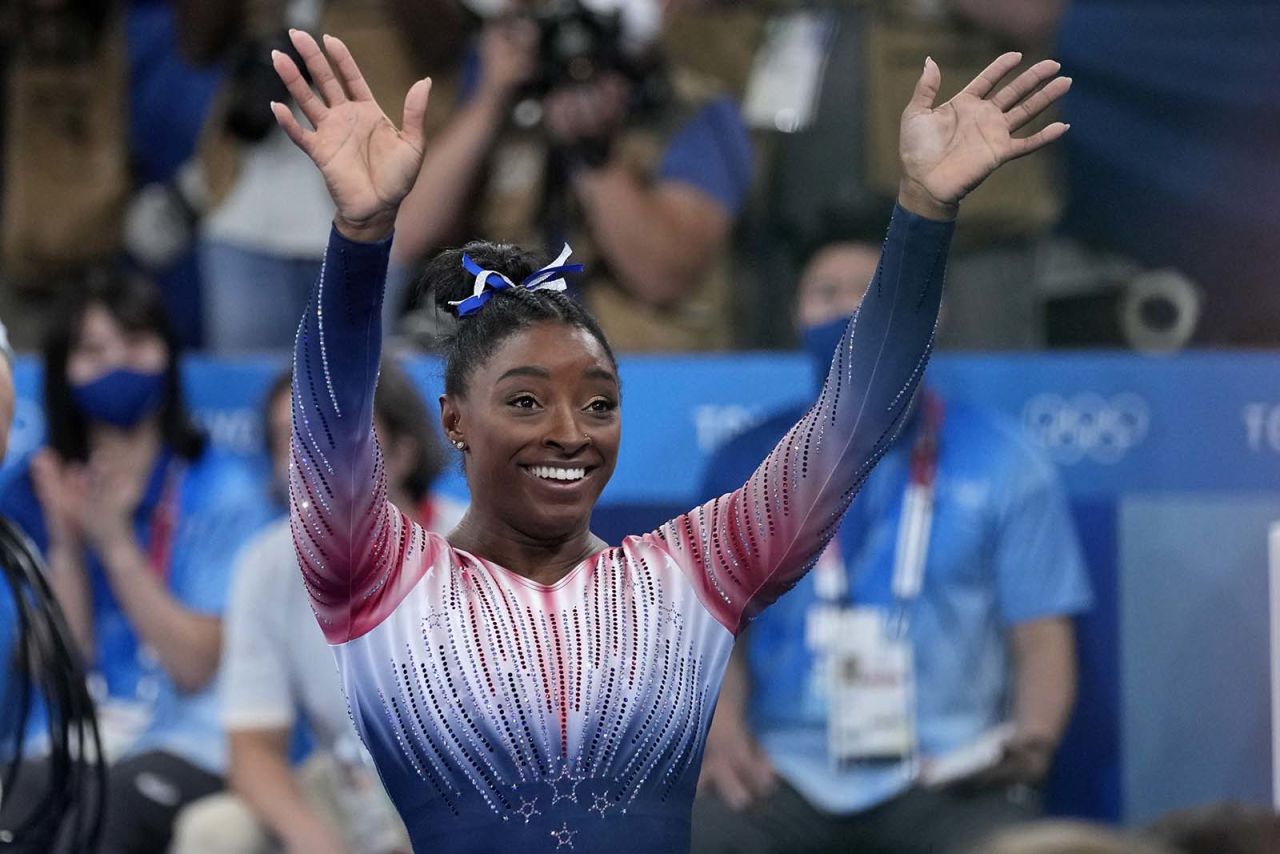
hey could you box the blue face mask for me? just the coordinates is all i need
[71,368,166,428]
[800,315,852,385]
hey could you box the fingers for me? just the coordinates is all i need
[321,34,374,102]
[711,766,756,812]
[401,77,433,153]
[270,100,312,156]
[289,29,348,108]
[991,58,1060,111]
[907,56,942,112]
[272,49,326,127]
[746,750,777,800]
[1006,75,1072,132]
[1007,120,1070,162]
[960,51,1022,99]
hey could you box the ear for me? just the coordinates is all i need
[439,394,464,446]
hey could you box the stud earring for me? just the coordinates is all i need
[453,440,466,451]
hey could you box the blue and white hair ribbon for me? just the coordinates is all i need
[449,244,584,317]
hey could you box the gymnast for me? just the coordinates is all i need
[273,27,1069,852]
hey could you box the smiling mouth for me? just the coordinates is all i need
[522,465,590,483]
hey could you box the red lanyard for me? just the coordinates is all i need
[145,463,184,583]
[908,391,944,490]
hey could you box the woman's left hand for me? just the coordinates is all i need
[81,439,152,549]
[898,52,1071,220]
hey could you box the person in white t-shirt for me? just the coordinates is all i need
[171,360,464,854]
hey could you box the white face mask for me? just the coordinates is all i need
[462,0,663,52]
[585,0,662,53]
[459,0,513,18]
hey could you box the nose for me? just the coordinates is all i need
[543,404,590,457]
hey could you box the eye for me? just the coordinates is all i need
[586,397,617,414]
[508,394,540,409]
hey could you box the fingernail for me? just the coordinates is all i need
[270,49,282,60]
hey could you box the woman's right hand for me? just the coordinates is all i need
[271,29,433,242]
[476,17,538,106]
[31,448,89,550]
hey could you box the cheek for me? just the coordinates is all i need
[66,351,109,385]
[132,340,169,374]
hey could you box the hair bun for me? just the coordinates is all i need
[418,241,547,317]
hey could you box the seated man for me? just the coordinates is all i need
[172,362,464,853]
[693,235,1093,854]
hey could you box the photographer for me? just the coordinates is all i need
[394,0,754,351]
[175,0,466,353]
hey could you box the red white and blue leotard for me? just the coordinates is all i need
[289,206,953,852]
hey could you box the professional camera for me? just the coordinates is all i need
[223,31,311,144]
[522,0,669,117]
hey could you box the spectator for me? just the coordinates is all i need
[0,271,274,852]
[394,0,754,351]
[174,0,467,352]
[970,820,1175,854]
[691,236,1093,853]
[170,361,464,853]
[732,0,1065,350]
[1147,802,1280,854]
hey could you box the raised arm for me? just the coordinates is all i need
[661,54,1071,635]
[273,30,434,643]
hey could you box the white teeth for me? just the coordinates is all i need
[528,466,586,482]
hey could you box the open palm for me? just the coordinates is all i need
[900,53,1071,215]
[271,30,430,233]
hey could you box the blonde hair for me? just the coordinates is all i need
[968,820,1175,854]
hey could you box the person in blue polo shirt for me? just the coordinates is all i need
[0,273,273,853]
[692,233,1093,853]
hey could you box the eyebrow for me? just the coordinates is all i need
[495,365,618,384]
[496,366,551,383]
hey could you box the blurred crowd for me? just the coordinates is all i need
[1,0,1277,356]
[1,0,1279,852]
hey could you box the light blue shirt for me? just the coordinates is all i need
[704,398,1093,813]
[0,445,273,773]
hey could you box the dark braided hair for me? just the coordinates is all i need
[419,241,618,397]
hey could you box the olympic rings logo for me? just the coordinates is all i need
[1021,392,1150,465]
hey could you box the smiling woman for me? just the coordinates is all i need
[273,26,1070,853]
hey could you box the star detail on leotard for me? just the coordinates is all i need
[656,603,683,628]
[589,793,612,818]
[548,765,584,805]
[515,796,541,824]
[549,822,578,849]
[422,609,450,631]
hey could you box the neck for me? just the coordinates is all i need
[447,510,605,586]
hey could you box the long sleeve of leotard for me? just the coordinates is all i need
[289,227,435,644]
[655,205,953,636]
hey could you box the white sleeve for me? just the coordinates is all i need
[0,317,12,366]
[220,524,298,731]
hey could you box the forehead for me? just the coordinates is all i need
[800,244,880,298]
[480,322,616,383]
